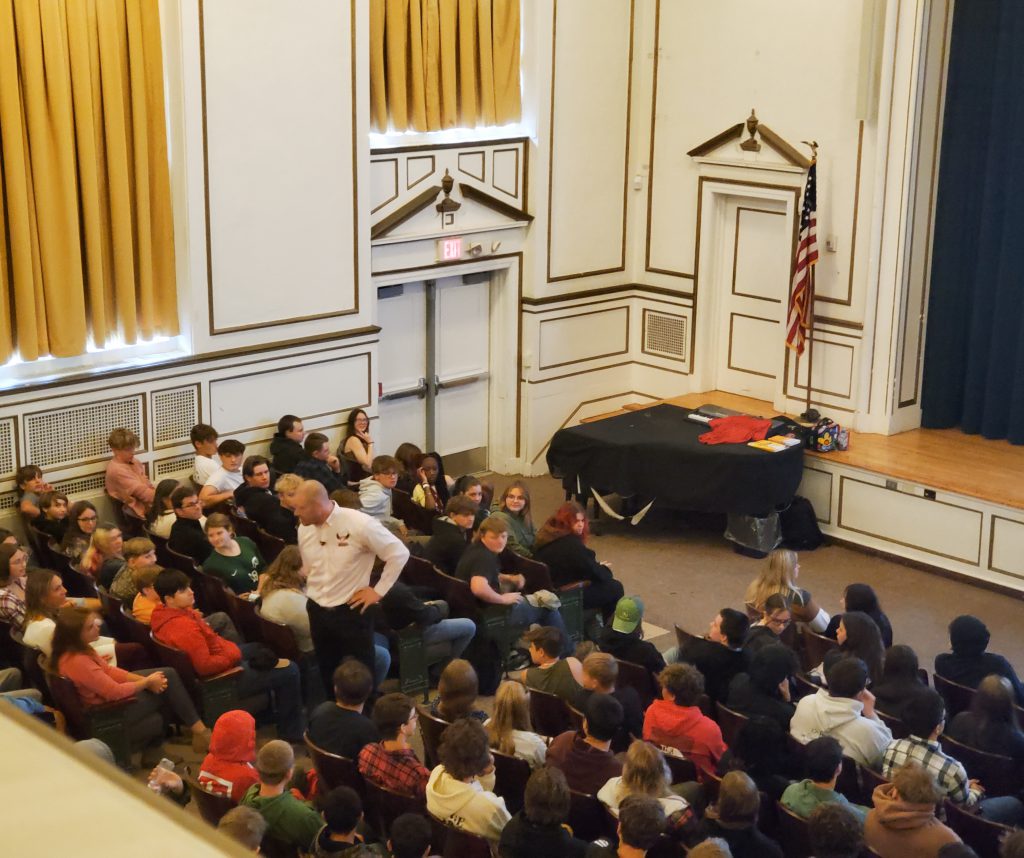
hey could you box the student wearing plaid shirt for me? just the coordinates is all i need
[882,687,1024,825]
[357,692,430,799]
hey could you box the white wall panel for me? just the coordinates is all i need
[989,516,1024,582]
[202,0,357,333]
[538,307,629,370]
[547,0,632,280]
[798,467,833,524]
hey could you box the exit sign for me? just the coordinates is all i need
[436,237,463,261]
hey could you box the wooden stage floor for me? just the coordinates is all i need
[591,390,1024,511]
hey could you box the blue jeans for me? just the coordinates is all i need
[422,618,477,661]
[373,633,392,686]
[508,600,573,656]
[237,642,305,741]
[979,795,1024,826]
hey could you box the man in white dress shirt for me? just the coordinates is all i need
[293,480,409,692]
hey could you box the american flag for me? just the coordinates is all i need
[785,162,818,355]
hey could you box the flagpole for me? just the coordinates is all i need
[800,263,820,423]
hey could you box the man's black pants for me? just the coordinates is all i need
[306,600,376,694]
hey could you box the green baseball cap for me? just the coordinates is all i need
[612,596,644,634]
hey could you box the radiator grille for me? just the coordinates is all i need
[25,396,144,468]
[644,312,687,359]
[0,418,15,479]
[155,454,196,480]
[52,473,108,497]
[0,490,18,512]
[152,386,199,447]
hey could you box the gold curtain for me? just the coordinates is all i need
[0,0,178,364]
[370,0,521,133]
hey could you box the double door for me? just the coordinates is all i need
[375,275,491,476]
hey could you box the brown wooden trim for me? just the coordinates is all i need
[524,360,633,385]
[634,359,689,375]
[686,123,745,157]
[370,158,400,214]
[813,315,864,331]
[827,533,1024,601]
[3,417,22,479]
[641,307,689,364]
[405,155,436,190]
[537,306,630,371]
[457,150,487,182]
[370,136,530,157]
[988,515,1024,582]
[787,337,856,400]
[1,327,380,400]
[150,383,203,450]
[458,183,533,223]
[726,312,779,379]
[521,282,691,307]
[731,207,786,303]
[756,124,812,169]
[837,474,983,566]
[802,466,834,524]
[198,0,214,338]
[523,293,686,317]
[546,0,633,282]
[491,147,520,199]
[819,120,863,308]
[370,185,442,239]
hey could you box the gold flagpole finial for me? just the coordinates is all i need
[801,140,819,162]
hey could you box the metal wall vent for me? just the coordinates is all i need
[644,312,687,359]
[0,418,15,480]
[52,473,108,497]
[25,395,144,469]
[155,454,197,480]
[152,386,198,447]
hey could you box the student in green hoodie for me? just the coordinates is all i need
[240,740,323,852]
[781,735,868,822]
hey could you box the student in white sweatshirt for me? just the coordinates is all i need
[790,657,892,769]
[426,717,511,843]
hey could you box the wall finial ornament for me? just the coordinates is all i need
[740,109,761,152]
[435,169,461,215]
[687,112,812,169]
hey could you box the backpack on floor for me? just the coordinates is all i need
[780,496,824,550]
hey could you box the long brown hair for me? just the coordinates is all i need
[497,481,532,525]
[437,659,480,721]
[487,681,533,755]
[621,740,672,798]
[49,606,96,672]
[0,542,27,587]
[24,568,61,626]
[260,545,305,598]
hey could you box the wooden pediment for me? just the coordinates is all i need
[687,110,812,169]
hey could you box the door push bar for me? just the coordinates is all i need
[379,377,428,402]
[432,373,490,395]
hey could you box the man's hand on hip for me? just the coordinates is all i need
[347,587,382,613]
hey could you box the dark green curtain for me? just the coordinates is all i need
[921,0,1024,443]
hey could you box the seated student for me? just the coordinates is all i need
[588,794,667,858]
[60,501,99,564]
[378,580,476,662]
[104,428,155,518]
[791,657,892,768]
[108,537,158,601]
[151,569,305,741]
[581,651,645,752]
[782,735,868,822]
[190,423,221,487]
[717,716,794,801]
[34,490,70,543]
[308,786,379,858]
[547,692,625,795]
[131,564,164,624]
[274,473,305,516]
[146,479,180,540]
[697,771,784,858]
[234,455,296,543]
[339,408,375,479]
[743,593,794,656]
[51,606,212,757]
[16,464,52,521]
[514,626,587,709]
[430,658,488,722]
[808,803,866,858]
[388,814,433,858]
[486,680,548,769]
[426,717,511,843]
[168,486,210,565]
[726,643,798,732]
[817,611,886,688]
[743,547,829,632]
[598,596,666,676]
[358,692,431,799]
[948,674,1024,761]
[82,525,125,585]
[217,806,267,854]
[935,615,1024,705]
[358,455,401,522]
[488,481,536,557]
[499,766,589,858]
[872,644,928,720]
[643,663,727,773]
[598,740,696,836]
[308,660,381,760]
[197,709,258,802]
[199,439,246,510]
[394,443,425,495]
[424,496,476,574]
[293,432,346,493]
[410,451,455,511]
[533,502,625,621]
[455,517,572,655]
[882,687,1024,824]
[240,740,323,853]
[864,762,961,858]
[451,475,489,530]
[258,546,313,652]
[270,414,306,475]
[0,543,29,627]
[202,513,265,595]
[671,607,750,705]
[824,583,894,649]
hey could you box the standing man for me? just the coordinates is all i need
[293,480,409,692]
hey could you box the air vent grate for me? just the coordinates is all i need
[153,386,199,447]
[0,418,15,480]
[644,312,687,359]
[25,396,144,469]
[155,454,196,480]
[52,473,108,497]
[0,491,18,512]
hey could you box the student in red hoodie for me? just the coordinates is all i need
[643,662,727,774]
[150,569,305,741]
[198,709,259,802]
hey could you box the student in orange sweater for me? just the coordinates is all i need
[150,569,305,741]
[643,662,727,774]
